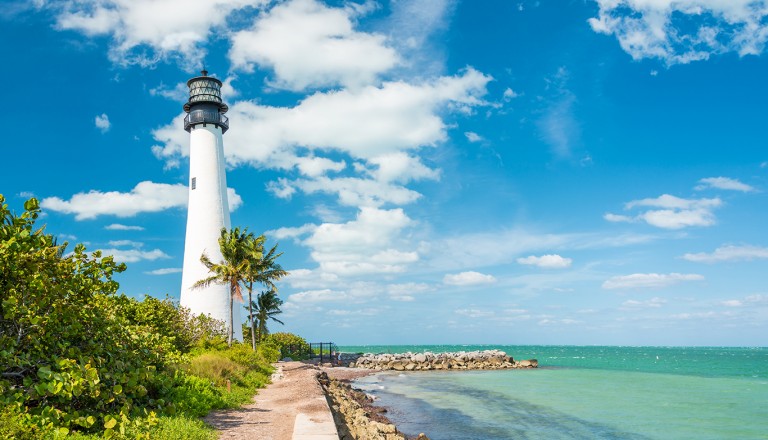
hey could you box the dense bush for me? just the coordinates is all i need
[264,332,309,359]
[0,197,280,438]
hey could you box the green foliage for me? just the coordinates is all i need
[264,332,309,359]
[0,197,173,434]
[245,289,285,343]
[0,197,286,438]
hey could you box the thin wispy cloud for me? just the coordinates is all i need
[683,245,768,263]
[145,267,182,275]
[602,273,704,290]
[695,177,756,192]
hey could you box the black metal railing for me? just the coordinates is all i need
[281,342,339,364]
[184,111,229,133]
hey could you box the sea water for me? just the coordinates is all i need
[338,345,768,439]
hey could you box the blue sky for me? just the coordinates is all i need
[2,0,767,346]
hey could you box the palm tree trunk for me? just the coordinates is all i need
[248,281,256,350]
[228,288,234,347]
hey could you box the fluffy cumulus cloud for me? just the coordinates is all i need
[229,0,398,90]
[602,272,704,290]
[153,69,488,209]
[154,68,491,166]
[443,271,497,286]
[95,113,110,133]
[41,181,242,220]
[296,207,418,276]
[695,177,756,192]
[588,0,768,65]
[682,245,768,263]
[46,0,267,66]
[517,254,573,269]
[605,194,722,229]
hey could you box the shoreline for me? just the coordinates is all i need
[319,366,429,440]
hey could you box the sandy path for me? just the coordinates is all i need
[204,361,373,439]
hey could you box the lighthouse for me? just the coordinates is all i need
[179,70,242,341]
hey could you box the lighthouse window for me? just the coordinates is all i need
[191,177,197,190]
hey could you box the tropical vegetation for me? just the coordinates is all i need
[246,289,285,343]
[194,227,287,348]
[0,196,294,439]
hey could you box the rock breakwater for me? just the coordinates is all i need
[318,372,430,440]
[350,349,537,371]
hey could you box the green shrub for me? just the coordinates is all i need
[185,353,245,387]
[168,372,226,418]
[264,332,308,359]
[0,197,291,438]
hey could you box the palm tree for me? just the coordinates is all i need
[193,227,254,346]
[245,289,284,343]
[243,236,288,349]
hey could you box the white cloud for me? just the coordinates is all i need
[49,0,268,67]
[97,248,170,263]
[289,176,423,208]
[95,113,111,133]
[108,239,142,247]
[149,82,188,102]
[602,273,704,290]
[226,188,243,211]
[621,297,667,309]
[288,283,379,303]
[604,213,635,223]
[537,68,580,159]
[387,282,432,302]
[41,181,242,220]
[695,176,756,192]
[105,223,144,231]
[625,194,721,210]
[443,271,497,286]
[153,68,491,167]
[287,289,341,303]
[145,267,182,275]
[682,245,768,263]
[639,208,717,229]
[465,131,483,143]
[367,153,440,184]
[588,0,768,66]
[229,0,398,91]
[503,87,519,100]
[300,207,418,276]
[606,194,722,229]
[269,223,317,241]
[455,308,494,318]
[295,156,346,178]
[517,254,573,269]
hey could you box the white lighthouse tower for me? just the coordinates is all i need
[179,70,242,341]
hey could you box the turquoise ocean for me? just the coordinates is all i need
[337,345,768,439]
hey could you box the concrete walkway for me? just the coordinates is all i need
[205,361,339,440]
[292,402,339,439]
